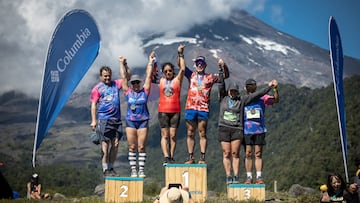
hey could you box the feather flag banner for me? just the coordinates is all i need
[32,9,100,167]
[329,16,348,182]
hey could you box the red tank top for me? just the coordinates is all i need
[158,78,181,113]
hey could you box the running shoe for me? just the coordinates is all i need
[185,158,195,164]
[244,177,253,184]
[163,157,170,166]
[130,169,137,178]
[198,157,206,164]
[226,176,233,184]
[103,169,111,176]
[138,170,146,178]
[256,177,264,184]
[233,176,239,184]
[109,168,117,176]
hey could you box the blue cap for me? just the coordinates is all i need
[193,56,206,62]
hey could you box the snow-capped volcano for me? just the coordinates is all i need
[139,9,360,89]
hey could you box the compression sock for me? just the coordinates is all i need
[138,152,147,172]
[128,151,137,171]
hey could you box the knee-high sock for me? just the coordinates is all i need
[128,152,137,171]
[138,152,146,172]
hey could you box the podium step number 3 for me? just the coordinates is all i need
[227,184,265,201]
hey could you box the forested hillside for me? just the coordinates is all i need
[144,75,360,192]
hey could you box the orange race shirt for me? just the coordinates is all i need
[185,72,219,112]
[158,78,181,113]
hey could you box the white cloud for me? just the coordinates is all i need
[270,5,284,25]
[0,0,266,97]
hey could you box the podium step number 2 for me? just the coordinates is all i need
[105,177,143,202]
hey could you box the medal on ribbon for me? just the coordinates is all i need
[164,80,173,97]
[197,73,203,91]
[164,89,172,97]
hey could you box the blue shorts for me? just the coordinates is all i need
[184,109,209,121]
[126,120,149,129]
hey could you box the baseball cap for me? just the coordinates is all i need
[228,82,239,92]
[129,74,142,83]
[245,78,257,85]
[192,56,206,62]
[32,173,39,178]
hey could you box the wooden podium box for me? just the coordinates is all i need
[165,164,207,202]
[227,184,265,201]
[105,177,143,202]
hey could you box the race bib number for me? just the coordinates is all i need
[246,108,260,119]
[224,111,237,122]
[104,95,113,101]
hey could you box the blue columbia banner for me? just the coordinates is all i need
[32,9,101,167]
[329,16,348,182]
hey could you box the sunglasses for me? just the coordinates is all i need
[131,80,140,85]
[196,60,205,66]
[163,69,173,73]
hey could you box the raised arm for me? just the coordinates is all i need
[217,58,230,79]
[144,51,156,92]
[243,80,277,105]
[273,81,279,103]
[217,61,226,101]
[176,44,186,84]
[119,56,129,92]
[223,63,229,79]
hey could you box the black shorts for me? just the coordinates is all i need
[97,119,123,141]
[243,133,266,145]
[158,112,180,128]
[218,126,243,142]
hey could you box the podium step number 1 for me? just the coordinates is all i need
[165,164,207,202]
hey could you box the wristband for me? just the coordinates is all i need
[123,62,127,66]
[178,53,184,58]
[273,87,278,91]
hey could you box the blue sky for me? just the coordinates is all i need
[248,0,360,59]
